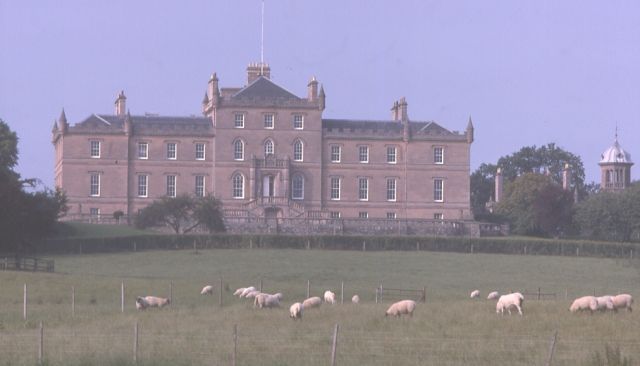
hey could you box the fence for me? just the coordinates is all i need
[1,256,54,272]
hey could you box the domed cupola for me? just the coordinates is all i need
[599,133,633,192]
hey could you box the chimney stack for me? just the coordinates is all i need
[115,91,126,117]
[308,76,318,102]
[247,62,270,84]
[399,97,408,121]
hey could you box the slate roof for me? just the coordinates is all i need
[220,76,317,109]
[69,114,213,136]
[232,77,300,100]
[323,119,466,140]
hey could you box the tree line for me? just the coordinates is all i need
[472,143,639,241]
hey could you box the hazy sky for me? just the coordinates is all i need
[1,1,638,187]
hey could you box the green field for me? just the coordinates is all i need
[1,249,639,365]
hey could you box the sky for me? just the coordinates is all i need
[1,0,638,187]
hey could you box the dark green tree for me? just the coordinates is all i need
[496,173,573,236]
[0,119,68,252]
[470,163,497,217]
[135,194,225,234]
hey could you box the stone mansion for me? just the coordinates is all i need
[52,63,475,231]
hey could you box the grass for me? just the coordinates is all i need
[0,249,639,365]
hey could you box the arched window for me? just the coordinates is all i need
[292,174,304,200]
[265,139,274,155]
[293,140,303,161]
[232,174,244,198]
[233,139,244,160]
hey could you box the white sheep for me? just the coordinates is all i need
[289,302,303,320]
[302,296,322,309]
[611,294,633,312]
[569,296,598,313]
[470,290,480,299]
[324,290,336,305]
[385,300,417,317]
[352,295,360,304]
[496,292,524,316]
[254,293,283,309]
[487,291,499,300]
[239,286,257,298]
[595,296,615,312]
[233,287,247,296]
[244,290,262,299]
[200,285,214,295]
[136,296,170,310]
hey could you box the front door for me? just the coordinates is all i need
[262,175,275,198]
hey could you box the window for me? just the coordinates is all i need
[90,141,100,158]
[358,178,368,201]
[234,113,245,128]
[293,140,303,161]
[264,114,274,129]
[166,175,176,197]
[195,175,205,197]
[434,147,444,164]
[90,174,100,196]
[330,177,341,200]
[358,212,369,219]
[359,146,369,163]
[167,143,177,160]
[195,143,205,160]
[265,140,274,155]
[137,175,148,197]
[330,211,341,219]
[138,142,148,159]
[434,179,444,202]
[434,213,444,220]
[387,146,397,164]
[232,174,244,198]
[234,139,244,160]
[292,174,304,200]
[90,208,100,217]
[331,145,341,162]
[293,114,304,129]
[386,212,397,219]
[386,178,396,201]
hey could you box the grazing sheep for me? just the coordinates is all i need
[595,296,615,312]
[496,292,524,316]
[352,295,360,304]
[470,290,480,299]
[136,296,170,310]
[200,285,214,295]
[239,287,257,298]
[569,296,598,313]
[611,294,633,312]
[302,296,322,309]
[233,287,247,296]
[289,302,303,320]
[385,300,417,317]
[244,290,262,299]
[324,290,337,305]
[254,293,282,309]
[487,291,499,300]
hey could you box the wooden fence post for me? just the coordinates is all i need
[330,323,339,366]
[23,283,27,321]
[219,278,223,307]
[538,287,541,301]
[72,286,76,317]
[422,287,427,303]
[379,283,383,302]
[564,288,568,301]
[38,321,44,364]
[362,241,366,252]
[133,241,137,252]
[170,281,173,307]
[545,330,558,366]
[341,281,344,305]
[470,243,474,254]
[259,279,263,293]
[121,281,125,313]
[416,241,420,251]
[133,322,139,364]
[375,288,379,304]
[307,280,310,299]
[232,324,238,366]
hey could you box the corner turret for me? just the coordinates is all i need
[318,85,326,111]
[466,116,474,144]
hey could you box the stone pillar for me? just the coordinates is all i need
[562,163,571,191]
[249,155,256,200]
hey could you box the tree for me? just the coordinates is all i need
[496,173,573,237]
[0,118,68,252]
[135,194,225,234]
[471,143,585,217]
